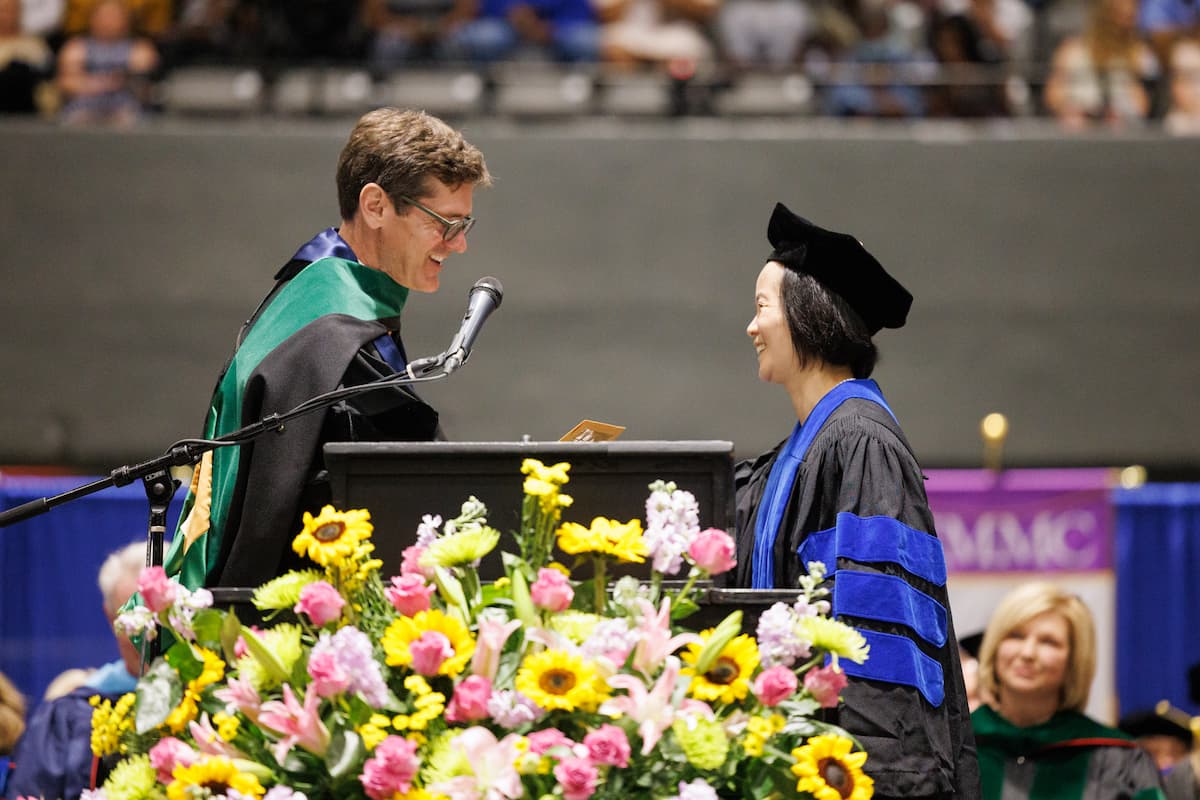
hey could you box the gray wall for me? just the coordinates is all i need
[2,119,1198,471]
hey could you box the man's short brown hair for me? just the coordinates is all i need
[336,108,491,221]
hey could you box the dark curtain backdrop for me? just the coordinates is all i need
[0,477,183,704]
[1115,484,1200,717]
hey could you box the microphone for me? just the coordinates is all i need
[443,276,503,374]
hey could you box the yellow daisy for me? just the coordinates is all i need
[515,648,609,712]
[791,734,873,800]
[681,632,760,705]
[796,616,870,664]
[382,609,475,677]
[556,517,648,564]
[167,756,266,800]
[291,506,373,567]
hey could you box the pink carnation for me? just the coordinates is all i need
[527,728,574,756]
[307,648,351,697]
[137,566,177,613]
[400,545,434,579]
[752,664,798,707]
[385,574,436,616]
[688,529,737,575]
[804,664,848,709]
[410,631,454,676]
[445,675,492,723]
[584,724,631,768]
[148,736,199,783]
[360,736,420,800]
[294,581,345,627]
[530,568,574,612]
[555,756,600,800]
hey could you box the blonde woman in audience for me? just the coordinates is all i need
[1044,0,1158,127]
[973,582,1166,800]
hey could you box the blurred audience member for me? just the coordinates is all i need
[939,0,1032,62]
[364,0,477,70]
[6,541,146,800]
[959,631,985,712]
[824,0,932,116]
[165,0,260,66]
[258,0,368,62]
[57,0,159,126]
[20,0,64,38]
[63,0,172,37]
[448,0,599,63]
[1043,0,1158,128]
[1119,709,1193,775]
[716,0,808,69]
[0,0,52,112]
[1165,37,1200,133]
[597,0,718,69]
[0,669,26,755]
[1138,0,1198,70]
[973,582,1166,800]
[926,11,1011,115]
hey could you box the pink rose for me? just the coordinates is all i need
[530,568,574,612]
[385,574,436,616]
[804,664,848,709]
[410,631,454,676]
[148,736,199,783]
[138,566,177,613]
[294,581,345,627]
[360,735,420,800]
[527,728,574,756]
[445,675,493,723]
[307,648,351,697]
[688,529,737,575]
[752,664,799,707]
[583,724,631,768]
[400,545,434,579]
[554,756,599,800]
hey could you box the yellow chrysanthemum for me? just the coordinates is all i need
[421,730,471,784]
[164,649,226,733]
[681,632,760,704]
[672,717,729,770]
[791,734,873,800]
[167,756,266,800]
[291,506,373,567]
[90,693,136,757]
[382,609,475,677]
[796,616,870,664]
[556,517,648,564]
[100,753,157,800]
[515,648,608,712]
[251,569,323,610]
[236,623,304,691]
[165,690,200,734]
[421,526,501,568]
[548,610,603,644]
[194,647,226,688]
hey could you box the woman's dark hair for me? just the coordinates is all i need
[780,267,878,378]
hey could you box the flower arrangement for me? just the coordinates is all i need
[94,460,874,800]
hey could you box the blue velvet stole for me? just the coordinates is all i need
[750,378,896,588]
[289,228,406,372]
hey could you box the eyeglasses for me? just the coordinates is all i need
[400,196,476,242]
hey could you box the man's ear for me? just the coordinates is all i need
[358,182,394,229]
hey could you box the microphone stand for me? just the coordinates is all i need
[0,353,453,663]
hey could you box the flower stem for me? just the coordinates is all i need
[592,556,607,613]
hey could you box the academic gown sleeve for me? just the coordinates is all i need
[734,400,980,800]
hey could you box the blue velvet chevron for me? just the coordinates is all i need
[843,629,946,707]
[798,512,947,585]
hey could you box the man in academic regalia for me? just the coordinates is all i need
[733,203,979,798]
[163,108,491,591]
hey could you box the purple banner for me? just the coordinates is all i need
[925,468,1115,573]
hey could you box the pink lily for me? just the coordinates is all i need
[427,727,524,800]
[472,617,522,681]
[257,683,330,763]
[213,675,262,722]
[631,598,702,676]
[187,713,243,758]
[600,656,712,755]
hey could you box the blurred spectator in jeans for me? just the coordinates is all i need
[1043,0,1157,127]
[449,0,599,62]
[1165,36,1200,132]
[926,11,1011,115]
[824,0,932,116]
[63,0,172,38]
[0,0,53,112]
[57,0,158,125]
[597,0,718,68]
[716,0,808,69]
[365,0,477,70]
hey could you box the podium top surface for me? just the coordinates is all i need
[324,440,736,457]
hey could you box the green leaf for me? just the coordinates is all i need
[240,626,289,684]
[135,659,182,734]
[693,610,743,674]
[325,728,365,779]
[190,608,226,649]
[670,597,700,620]
[219,609,243,666]
[509,569,538,628]
[165,640,203,684]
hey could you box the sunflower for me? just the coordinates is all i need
[515,648,609,712]
[382,609,475,677]
[167,756,266,800]
[681,632,760,704]
[790,734,874,800]
[796,616,870,664]
[291,506,373,567]
[556,518,648,564]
